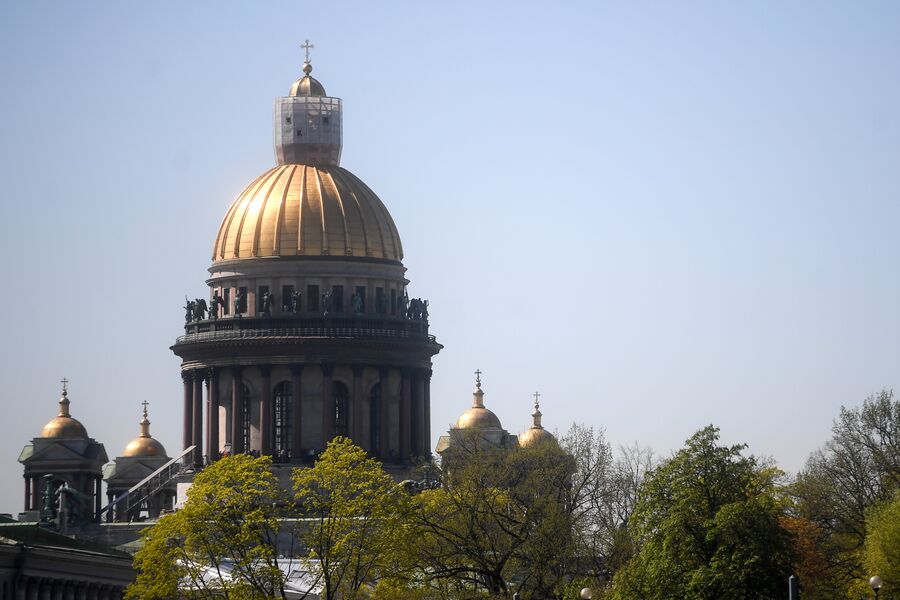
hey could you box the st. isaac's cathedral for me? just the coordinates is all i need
[16,47,557,542]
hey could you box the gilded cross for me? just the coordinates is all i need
[301,39,315,62]
[60,377,68,393]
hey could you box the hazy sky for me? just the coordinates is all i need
[1,2,898,515]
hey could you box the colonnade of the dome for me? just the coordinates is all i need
[180,364,432,466]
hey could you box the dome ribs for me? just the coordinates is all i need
[270,165,298,256]
[231,168,280,259]
[330,168,370,257]
[354,173,403,261]
[213,165,403,264]
[252,166,289,257]
[214,171,267,260]
[320,170,353,256]
[294,166,308,255]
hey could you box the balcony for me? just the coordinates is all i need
[176,314,434,345]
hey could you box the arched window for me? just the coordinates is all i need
[334,382,349,438]
[241,383,251,453]
[272,382,293,458]
[369,383,381,456]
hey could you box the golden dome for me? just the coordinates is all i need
[40,385,88,439]
[518,427,556,448]
[213,165,403,262]
[122,403,167,458]
[289,62,326,97]
[455,374,503,430]
[519,394,557,448]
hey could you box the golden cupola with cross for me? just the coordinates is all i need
[172,41,441,473]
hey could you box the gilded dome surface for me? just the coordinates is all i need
[289,60,326,97]
[455,375,503,430]
[122,404,168,458]
[213,165,403,262]
[518,427,556,448]
[41,387,88,439]
[123,436,167,458]
[518,396,556,448]
[290,75,326,97]
[456,406,503,430]
[41,416,88,439]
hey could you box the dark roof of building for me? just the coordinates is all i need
[0,522,131,559]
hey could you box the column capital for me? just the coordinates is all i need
[231,365,243,378]
[181,370,194,382]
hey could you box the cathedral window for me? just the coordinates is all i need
[307,285,319,312]
[334,382,349,437]
[332,285,344,313]
[272,382,292,459]
[241,384,251,452]
[370,383,381,456]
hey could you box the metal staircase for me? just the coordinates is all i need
[98,445,196,522]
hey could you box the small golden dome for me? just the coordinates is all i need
[518,427,556,448]
[519,393,557,448]
[455,373,503,430]
[122,403,168,458]
[289,62,326,97]
[40,384,89,439]
[213,165,403,263]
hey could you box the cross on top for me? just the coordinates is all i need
[533,391,541,405]
[301,39,315,62]
[60,377,68,393]
[141,400,149,412]
[474,369,482,385]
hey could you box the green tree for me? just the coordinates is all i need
[127,454,288,600]
[610,426,795,600]
[561,424,655,583]
[861,492,900,596]
[405,434,575,599]
[293,436,410,600]
[792,390,899,596]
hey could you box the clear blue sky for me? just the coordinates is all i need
[1,2,898,515]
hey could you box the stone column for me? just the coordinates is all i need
[51,581,63,600]
[207,369,219,461]
[231,368,243,454]
[290,365,303,460]
[260,365,272,456]
[182,371,193,451]
[74,584,87,600]
[424,369,432,458]
[63,584,75,600]
[352,366,365,448]
[25,579,38,600]
[24,475,31,511]
[321,364,335,444]
[193,372,204,466]
[414,371,426,457]
[94,476,101,520]
[39,580,50,600]
[379,368,390,459]
[400,369,412,461]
